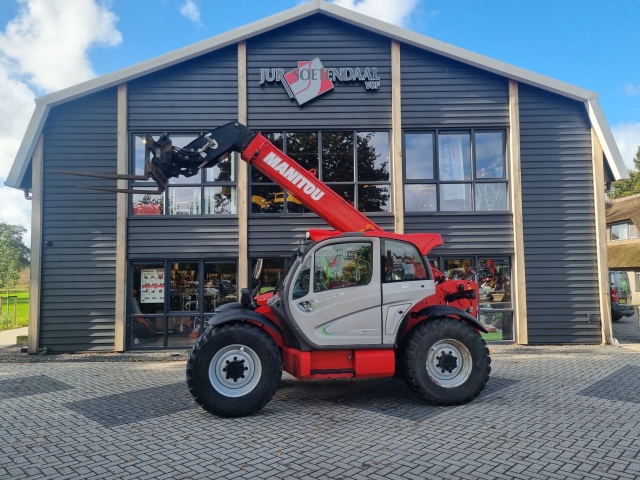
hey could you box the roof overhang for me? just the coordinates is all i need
[5,0,628,190]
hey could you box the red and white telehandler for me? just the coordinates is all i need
[65,122,491,417]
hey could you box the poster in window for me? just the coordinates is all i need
[141,268,165,303]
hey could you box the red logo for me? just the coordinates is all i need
[281,58,334,105]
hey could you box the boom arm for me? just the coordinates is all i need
[136,122,382,233]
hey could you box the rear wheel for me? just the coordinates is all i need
[186,322,282,418]
[403,318,490,405]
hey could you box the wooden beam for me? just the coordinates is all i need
[508,80,528,345]
[237,41,249,290]
[391,40,403,234]
[114,83,128,351]
[27,135,44,354]
[591,128,613,344]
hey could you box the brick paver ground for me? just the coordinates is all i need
[0,322,638,479]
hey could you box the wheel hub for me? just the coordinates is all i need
[426,339,473,388]
[223,357,248,382]
[209,344,262,397]
[436,350,458,373]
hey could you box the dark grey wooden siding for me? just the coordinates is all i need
[128,217,239,260]
[519,84,600,344]
[401,45,509,128]
[40,89,118,352]
[248,215,394,258]
[247,15,391,130]
[128,46,238,131]
[404,214,513,256]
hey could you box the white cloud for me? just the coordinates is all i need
[330,0,420,27]
[0,0,122,244]
[180,0,201,25]
[611,122,640,172]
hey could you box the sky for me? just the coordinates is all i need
[1,0,640,246]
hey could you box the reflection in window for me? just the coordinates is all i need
[251,130,390,214]
[382,239,428,282]
[251,258,287,294]
[404,130,508,212]
[610,222,638,240]
[439,256,513,341]
[314,242,373,291]
[292,258,311,300]
[131,134,236,216]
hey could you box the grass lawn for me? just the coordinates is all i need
[1,289,29,331]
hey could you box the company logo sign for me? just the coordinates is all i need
[259,57,381,106]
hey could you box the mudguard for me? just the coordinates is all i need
[411,305,488,334]
[207,308,283,337]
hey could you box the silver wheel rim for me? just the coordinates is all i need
[209,344,262,397]
[426,339,472,388]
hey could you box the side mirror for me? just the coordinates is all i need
[253,258,264,281]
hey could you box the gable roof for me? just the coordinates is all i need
[5,0,628,190]
[606,192,640,226]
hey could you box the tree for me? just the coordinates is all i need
[608,146,640,199]
[0,223,30,302]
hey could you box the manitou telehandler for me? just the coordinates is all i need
[63,122,490,417]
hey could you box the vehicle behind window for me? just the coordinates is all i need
[610,270,632,305]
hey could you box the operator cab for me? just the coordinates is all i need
[268,232,436,348]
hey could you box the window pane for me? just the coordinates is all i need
[475,183,508,211]
[251,258,286,293]
[131,263,165,347]
[405,184,437,212]
[405,133,434,180]
[292,258,311,300]
[168,187,201,215]
[383,240,428,282]
[357,132,389,181]
[611,224,627,240]
[287,132,318,171]
[204,262,237,310]
[132,192,164,215]
[205,154,235,182]
[204,186,237,214]
[168,136,201,185]
[314,242,373,291]
[167,316,203,347]
[438,133,471,181]
[358,184,390,212]
[251,185,284,213]
[330,184,355,207]
[443,258,474,280]
[475,132,505,179]
[440,184,472,211]
[284,192,310,214]
[170,262,200,312]
[480,311,513,341]
[477,258,511,309]
[322,131,354,182]
[134,136,147,176]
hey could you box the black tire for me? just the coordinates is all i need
[186,322,282,418]
[403,318,491,406]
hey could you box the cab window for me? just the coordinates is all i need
[382,239,428,282]
[314,242,373,292]
[292,258,311,300]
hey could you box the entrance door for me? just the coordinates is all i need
[288,239,382,347]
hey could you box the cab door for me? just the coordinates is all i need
[381,239,436,345]
[288,239,382,347]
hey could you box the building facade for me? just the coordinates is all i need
[7,1,627,352]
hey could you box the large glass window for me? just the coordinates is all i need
[251,130,390,214]
[131,133,237,216]
[404,130,508,212]
[313,242,373,291]
[129,260,237,349]
[439,256,513,341]
[382,239,429,282]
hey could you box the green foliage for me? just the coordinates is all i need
[0,224,29,299]
[608,145,640,199]
[0,289,29,331]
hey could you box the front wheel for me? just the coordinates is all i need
[403,318,491,406]
[186,322,282,418]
